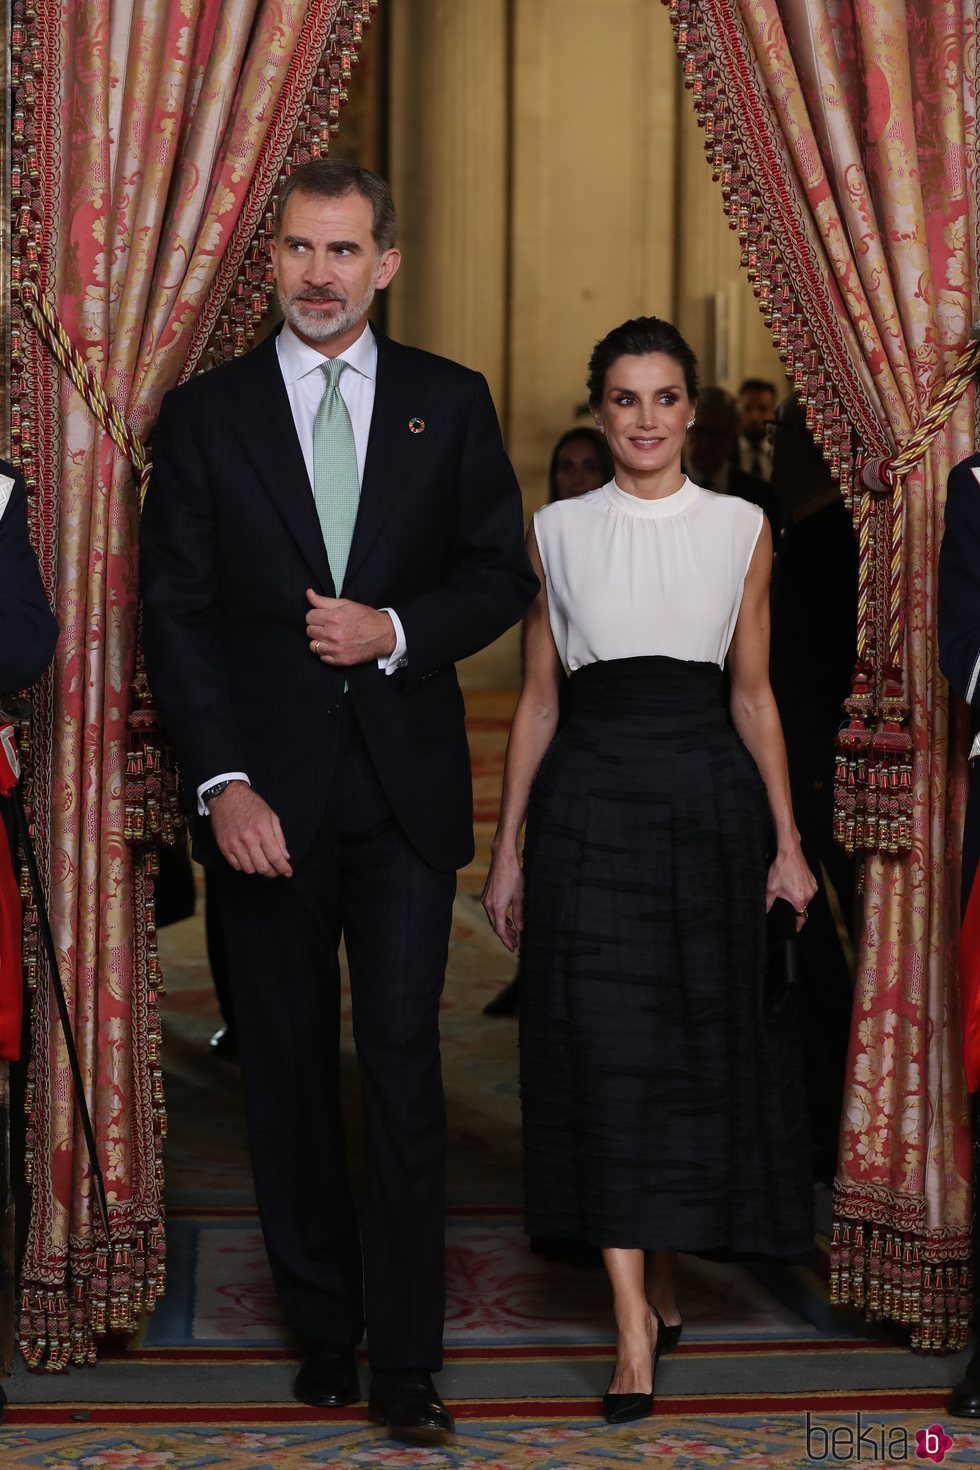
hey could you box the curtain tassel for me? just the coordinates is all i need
[831,1217,970,1353]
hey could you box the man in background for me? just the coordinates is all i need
[685,386,780,537]
[769,394,856,1184]
[0,457,58,1426]
[734,377,777,481]
[938,447,980,1418]
[0,463,58,695]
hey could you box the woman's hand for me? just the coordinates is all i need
[482,848,525,952]
[766,845,818,932]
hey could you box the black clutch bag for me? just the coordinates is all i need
[764,897,801,1014]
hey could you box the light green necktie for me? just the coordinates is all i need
[312,358,360,592]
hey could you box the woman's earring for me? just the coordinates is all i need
[687,419,695,429]
[597,424,606,435]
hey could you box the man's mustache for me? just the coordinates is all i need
[291,289,346,305]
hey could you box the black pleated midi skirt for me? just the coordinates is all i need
[519,656,813,1258]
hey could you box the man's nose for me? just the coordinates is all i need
[303,251,333,283]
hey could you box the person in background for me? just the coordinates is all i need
[685,386,780,538]
[938,447,980,1419]
[548,427,614,504]
[734,377,777,481]
[0,462,59,694]
[483,426,613,1019]
[0,457,58,1428]
[769,394,857,1184]
[483,316,815,1425]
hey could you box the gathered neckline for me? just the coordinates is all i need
[601,476,700,518]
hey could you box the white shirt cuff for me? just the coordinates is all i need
[197,772,250,815]
[377,608,408,675]
[967,647,980,705]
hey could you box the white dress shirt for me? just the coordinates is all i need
[197,321,407,813]
[737,432,772,481]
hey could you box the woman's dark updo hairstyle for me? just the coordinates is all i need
[587,316,699,407]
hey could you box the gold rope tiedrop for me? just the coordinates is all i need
[834,334,980,868]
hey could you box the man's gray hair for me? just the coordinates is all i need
[275,159,397,252]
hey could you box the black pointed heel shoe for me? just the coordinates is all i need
[602,1385,654,1425]
[659,1317,683,1353]
[602,1310,663,1425]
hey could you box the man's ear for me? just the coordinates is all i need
[376,248,401,290]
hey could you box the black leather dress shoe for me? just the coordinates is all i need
[294,1343,359,1407]
[368,1369,455,1443]
[949,1350,980,1417]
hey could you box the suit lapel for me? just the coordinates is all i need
[232,332,335,593]
[344,332,416,589]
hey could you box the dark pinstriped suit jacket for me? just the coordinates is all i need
[939,451,980,912]
[139,326,537,873]
[0,461,59,695]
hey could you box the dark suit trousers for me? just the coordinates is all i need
[209,700,455,1368]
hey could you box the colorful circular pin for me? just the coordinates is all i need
[408,417,425,434]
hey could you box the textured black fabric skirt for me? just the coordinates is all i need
[519,656,813,1257]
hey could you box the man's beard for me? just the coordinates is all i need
[279,279,377,343]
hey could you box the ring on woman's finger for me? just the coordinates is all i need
[314,639,322,656]
[795,907,809,919]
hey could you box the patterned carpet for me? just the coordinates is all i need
[4,1411,980,1467]
[3,692,976,1466]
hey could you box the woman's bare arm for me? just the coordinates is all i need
[482,526,563,949]
[728,519,817,924]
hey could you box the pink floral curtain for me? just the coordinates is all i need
[11,0,378,1368]
[661,0,977,1348]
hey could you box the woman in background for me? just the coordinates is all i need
[548,427,614,503]
[483,317,815,1424]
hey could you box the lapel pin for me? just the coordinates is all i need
[408,417,425,434]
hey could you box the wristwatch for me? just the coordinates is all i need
[205,780,233,804]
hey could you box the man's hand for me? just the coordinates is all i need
[306,590,397,666]
[209,782,293,878]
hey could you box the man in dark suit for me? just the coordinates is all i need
[685,386,781,537]
[733,377,777,481]
[0,457,58,1428]
[769,395,856,1183]
[140,160,536,1442]
[0,461,59,695]
[938,451,980,1417]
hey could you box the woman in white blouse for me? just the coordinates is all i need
[483,317,816,1424]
